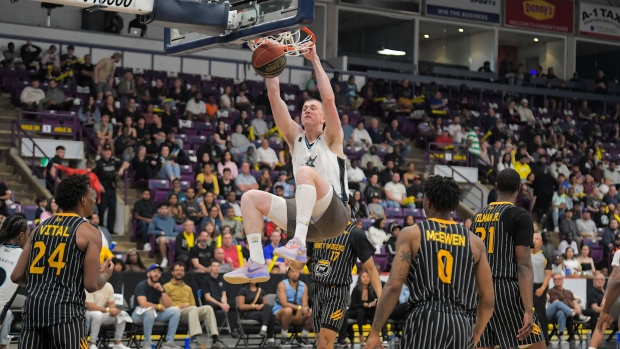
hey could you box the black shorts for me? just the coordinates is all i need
[285,191,351,242]
[402,306,474,349]
[477,279,545,348]
[311,283,349,333]
[19,319,86,349]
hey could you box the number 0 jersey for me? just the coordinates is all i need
[24,213,87,329]
[471,202,534,280]
[307,223,375,286]
[408,218,477,313]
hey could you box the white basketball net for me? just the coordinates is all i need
[248,29,315,56]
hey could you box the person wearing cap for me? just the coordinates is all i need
[93,143,130,235]
[406,175,424,209]
[132,264,182,349]
[273,171,294,199]
[256,139,279,171]
[550,156,570,179]
[85,278,131,349]
[367,193,386,220]
[148,203,179,267]
[94,52,122,101]
[60,44,79,71]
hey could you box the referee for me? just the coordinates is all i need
[531,232,551,345]
[307,222,381,349]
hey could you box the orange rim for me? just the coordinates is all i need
[252,27,316,51]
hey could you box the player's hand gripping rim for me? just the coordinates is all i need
[517,311,534,340]
[363,330,384,349]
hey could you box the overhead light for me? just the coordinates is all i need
[458,28,464,32]
[378,48,406,56]
[533,37,539,42]
[423,34,430,39]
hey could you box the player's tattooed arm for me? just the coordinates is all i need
[370,226,418,334]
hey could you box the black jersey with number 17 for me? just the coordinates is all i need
[307,223,375,286]
[24,213,87,329]
[471,202,534,280]
[407,218,477,312]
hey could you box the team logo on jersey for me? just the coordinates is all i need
[314,260,331,277]
[304,156,317,167]
[330,309,344,321]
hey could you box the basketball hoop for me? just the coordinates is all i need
[248,27,316,56]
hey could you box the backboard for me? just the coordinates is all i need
[164,0,314,56]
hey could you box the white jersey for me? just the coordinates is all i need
[291,131,349,201]
[0,243,23,309]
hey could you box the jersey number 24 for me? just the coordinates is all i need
[29,241,67,275]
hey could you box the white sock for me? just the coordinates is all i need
[589,347,597,349]
[294,184,316,246]
[301,329,309,338]
[268,338,275,343]
[247,233,265,264]
[261,325,268,332]
[281,330,288,337]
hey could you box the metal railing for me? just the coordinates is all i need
[10,119,55,191]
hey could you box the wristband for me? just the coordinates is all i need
[298,305,302,311]
[158,304,162,311]
[105,307,109,313]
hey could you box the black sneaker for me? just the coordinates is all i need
[337,338,350,348]
[280,338,291,347]
[299,337,312,347]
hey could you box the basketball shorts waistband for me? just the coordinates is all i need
[411,301,476,317]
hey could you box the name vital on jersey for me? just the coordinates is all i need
[38,224,70,237]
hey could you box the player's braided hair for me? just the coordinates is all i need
[423,175,462,212]
[54,174,91,212]
[0,215,28,245]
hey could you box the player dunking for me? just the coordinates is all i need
[224,45,351,284]
[11,174,114,349]
[472,168,546,349]
[366,176,494,349]
[306,221,382,349]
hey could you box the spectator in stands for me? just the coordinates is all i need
[201,258,240,331]
[256,139,279,171]
[406,175,424,209]
[584,271,605,332]
[219,85,236,112]
[149,114,169,145]
[488,119,509,144]
[148,203,178,267]
[0,176,9,219]
[347,159,366,192]
[559,232,579,256]
[365,193,385,221]
[79,96,101,125]
[559,207,578,238]
[219,231,245,269]
[576,209,598,242]
[94,52,122,101]
[368,218,388,253]
[168,79,187,108]
[478,61,492,73]
[348,270,383,344]
[235,90,252,114]
[550,156,570,180]
[115,126,137,162]
[367,118,389,151]
[466,125,481,157]
[364,174,382,201]
[383,172,410,209]
[76,54,95,93]
[132,264,182,349]
[39,197,57,224]
[273,268,312,346]
[89,213,112,249]
[235,162,259,197]
[547,272,590,343]
[429,91,449,114]
[157,145,181,182]
[218,151,238,179]
[59,45,78,72]
[221,207,243,240]
[166,179,186,202]
[134,189,157,249]
[40,45,61,78]
[189,229,215,272]
[361,146,384,171]
[1,42,24,69]
[205,206,223,234]
[518,99,536,126]
[18,40,40,69]
[181,187,207,228]
[550,186,567,232]
[270,171,293,199]
[578,245,596,275]
[238,282,277,345]
[95,114,114,156]
[123,249,146,272]
[602,219,619,258]
[352,120,372,150]
[85,280,131,349]
[605,161,620,184]
[604,185,620,206]
[167,193,186,224]
[150,78,169,107]
[45,145,65,192]
[263,229,285,271]
[594,69,607,93]
[217,168,235,198]
[101,95,118,120]
[248,109,268,139]
[231,124,254,154]
[384,119,410,157]
[447,116,463,144]
[120,98,140,120]
[185,91,207,121]
[116,71,136,102]
[20,79,46,111]
[514,155,532,180]
[196,163,219,197]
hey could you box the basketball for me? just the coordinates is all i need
[251,42,287,79]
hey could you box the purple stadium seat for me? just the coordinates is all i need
[180,181,191,191]
[148,179,170,191]
[373,254,389,272]
[385,208,402,217]
[22,205,38,222]
[153,189,169,204]
[180,165,192,174]
[360,219,372,230]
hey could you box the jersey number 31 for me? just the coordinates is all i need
[29,241,67,275]
[475,227,495,254]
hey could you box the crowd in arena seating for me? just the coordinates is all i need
[3,38,620,346]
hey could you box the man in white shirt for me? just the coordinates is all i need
[85,282,131,349]
[605,161,620,184]
[383,173,411,208]
[360,146,385,171]
[185,92,207,121]
[576,210,598,240]
[447,116,463,144]
[250,110,269,139]
[20,79,46,111]
[347,159,366,192]
[549,157,571,179]
[256,139,279,170]
[235,162,259,196]
[0,216,28,349]
[518,99,536,125]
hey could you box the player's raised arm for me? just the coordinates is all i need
[303,47,343,145]
[267,77,302,146]
[365,225,419,349]
[469,232,494,346]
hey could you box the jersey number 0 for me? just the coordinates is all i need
[437,249,454,284]
[29,241,67,275]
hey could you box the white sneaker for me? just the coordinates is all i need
[143,242,151,251]
[161,341,182,349]
[89,344,98,349]
[161,257,169,267]
[112,344,132,349]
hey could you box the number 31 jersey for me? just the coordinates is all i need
[24,213,87,329]
[408,218,477,312]
[471,202,534,280]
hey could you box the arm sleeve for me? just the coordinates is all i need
[508,208,535,247]
[134,282,146,298]
[350,228,376,264]
[545,255,552,271]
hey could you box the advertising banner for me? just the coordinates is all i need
[426,0,500,24]
[579,3,620,40]
[505,0,574,33]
